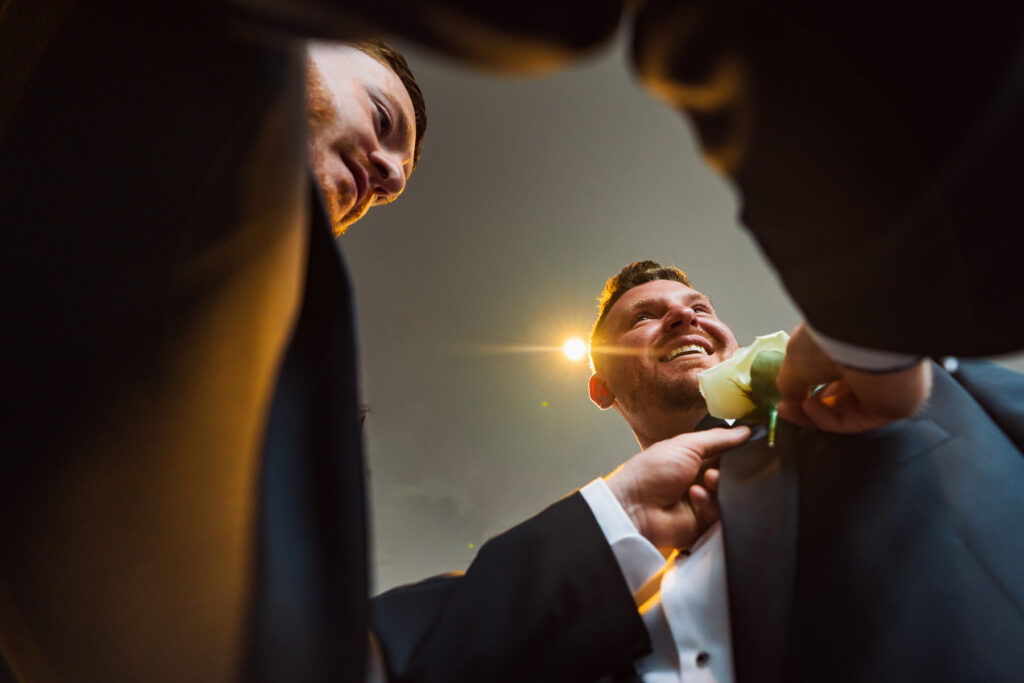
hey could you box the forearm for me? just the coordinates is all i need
[370,492,648,683]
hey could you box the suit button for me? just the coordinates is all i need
[696,651,710,668]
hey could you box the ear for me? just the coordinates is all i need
[588,373,616,410]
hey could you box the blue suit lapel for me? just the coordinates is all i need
[718,420,799,683]
[951,359,1024,451]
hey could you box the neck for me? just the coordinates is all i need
[629,406,709,450]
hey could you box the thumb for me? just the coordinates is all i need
[665,425,751,458]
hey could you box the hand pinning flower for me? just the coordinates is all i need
[698,331,790,446]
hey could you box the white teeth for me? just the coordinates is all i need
[662,344,708,361]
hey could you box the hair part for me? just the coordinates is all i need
[347,38,427,169]
[589,260,692,370]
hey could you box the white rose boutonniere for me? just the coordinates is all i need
[698,331,790,445]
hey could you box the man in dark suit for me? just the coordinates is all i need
[0,6,427,680]
[0,2,636,681]
[580,260,1024,682]
[371,259,1023,683]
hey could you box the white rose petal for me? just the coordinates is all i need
[698,331,790,419]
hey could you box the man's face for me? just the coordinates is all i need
[593,279,739,416]
[307,46,416,234]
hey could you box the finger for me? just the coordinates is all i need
[664,425,751,455]
[776,360,812,402]
[703,468,719,493]
[777,399,813,428]
[696,456,720,489]
[816,379,848,401]
[699,451,722,471]
[689,485,721,531]
[648,504,699,554]
[801,394,846,432]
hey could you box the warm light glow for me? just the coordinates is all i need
[562,337,587,361]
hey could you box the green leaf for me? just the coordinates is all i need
[749,350,784,407]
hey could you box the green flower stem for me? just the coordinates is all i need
[768,405,778,448]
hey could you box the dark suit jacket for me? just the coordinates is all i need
[374,361,1024,683]
[371,494,648,683]
[0,3,368,680]
[720,360,1024,683]
[632,1,1024,356]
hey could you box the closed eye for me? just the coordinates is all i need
[375,101,392,136]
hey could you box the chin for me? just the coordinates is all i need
[321,192,358,236]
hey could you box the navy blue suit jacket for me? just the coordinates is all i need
[720,360,1024,682]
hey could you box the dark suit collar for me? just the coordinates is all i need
[695,413,729,431]
[718,420,800,683]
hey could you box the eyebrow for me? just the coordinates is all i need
[623,298,655,315]
[621,292,714,317]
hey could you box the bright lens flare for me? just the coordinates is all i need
[562,337,587,362]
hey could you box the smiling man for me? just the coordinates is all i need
[581,260,1024,683]
[307,40,426,235]
[0,5,429,676]
[588,265,738,448]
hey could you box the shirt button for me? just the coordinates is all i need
[696,651,711,668]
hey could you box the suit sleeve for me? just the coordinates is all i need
[632,1,1024,357]
[370,492,650,683]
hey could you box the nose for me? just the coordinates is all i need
[369,149,406,201]
[663,304,698,331]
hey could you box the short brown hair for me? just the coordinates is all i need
[589,260,691,369]
[348,39,427,169]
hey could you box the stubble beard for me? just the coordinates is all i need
[324,189,350,236]
[314,170,365,237]
[618,371,707,417]
[652,374,707,413]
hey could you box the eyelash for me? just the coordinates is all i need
[375,101,392,135]
[633,304,711,324]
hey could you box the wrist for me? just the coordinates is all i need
[807,325,924,373]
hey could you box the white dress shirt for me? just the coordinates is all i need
[581,479,734,683]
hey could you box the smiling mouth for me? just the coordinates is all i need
[659,344,710,362]
[340,155,369,208]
